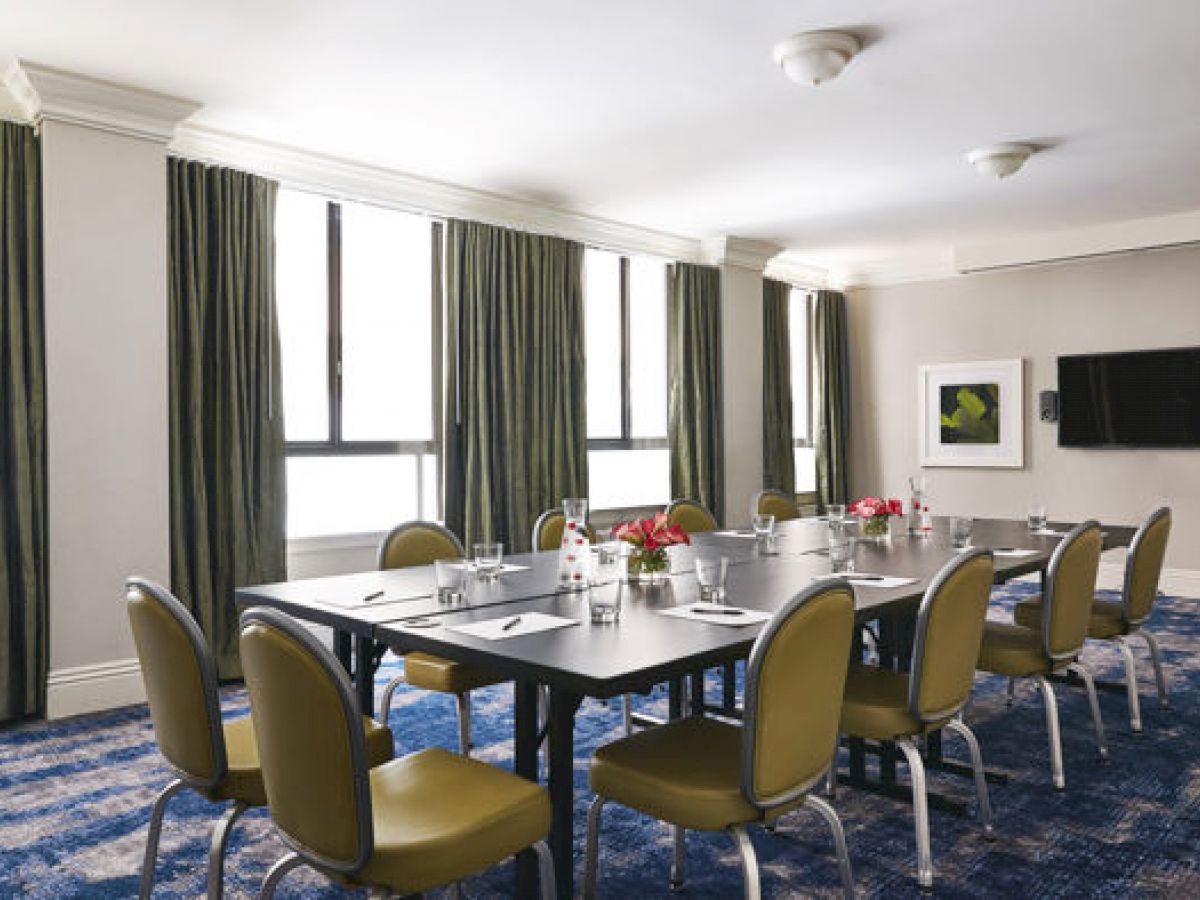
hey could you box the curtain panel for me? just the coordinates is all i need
[762,277,795,495]
[813,289,850,510]
[0,121,47,721]
[667,262,724,524]
[168,158,286,679]
[442,219,588,553]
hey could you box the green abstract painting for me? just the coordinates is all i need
[940,383,1000,444]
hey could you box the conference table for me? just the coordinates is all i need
[235,516,1135,899]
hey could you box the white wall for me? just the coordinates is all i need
[41,120,171,716]
[720,264,765,527]
[847,245,1200,582]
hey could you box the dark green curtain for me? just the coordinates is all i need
[0,122,47,721]
[762,277,795,495]
[668,262,724,524]
[168,158,286,679]
[443,219,587,553]
[813,289,850,511]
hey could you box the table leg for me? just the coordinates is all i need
[352,635,376,715]
[722,661,737,712]
[513,681,541,898]
[547,687,582,900]
[689,670,705,716]
[668,676,684,720]
[334,630,352,674]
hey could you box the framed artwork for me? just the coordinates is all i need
[918,359,1024,467]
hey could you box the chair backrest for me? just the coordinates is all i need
[665,498,719,534]
[531,508,598,552]
[1123,506,1171,625]
[741,581,855,809]
[753,489,800,522]
[908,550,996,722]
[125,577,226,789]
[239,607,373,875]
[377,521,464,571]
[1041,520,1103,661]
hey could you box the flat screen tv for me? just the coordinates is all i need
[1058,347,1200,447]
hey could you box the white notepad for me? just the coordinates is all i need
[713,530,757,538]
[815,573,918,588]
[447,562,532,574]
[448,612,579,640]
[1032,528,1070,538]
[659,603,773,626]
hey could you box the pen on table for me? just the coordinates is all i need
[502,615,523,631]
[692,607,745,616]
[852,575,884,581]
[362,590,385,603]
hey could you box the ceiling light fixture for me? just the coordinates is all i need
[772,30,860,86]
[966,143,1035,179]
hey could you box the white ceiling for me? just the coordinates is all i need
[3,0,1200,271]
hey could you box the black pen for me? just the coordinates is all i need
[362,590,385,603]
[993,547,1018,553]
[502,616,523,631]
[693,607,745,616]
[852,575,884,581]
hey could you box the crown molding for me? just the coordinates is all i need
[837,248,958,289]
[701,236,783,271]
[763,252,830,289]
[4,60,200,142]
[171,124,704,262]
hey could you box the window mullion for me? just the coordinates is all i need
[328,201,343,447]
[619,255,632,441]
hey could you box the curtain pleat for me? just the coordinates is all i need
[762,278,795,495]
[168,158,286,679]
[668,262,724,524]
[442,219,587,553]
[0,121,47,722]
[813,289,850,510]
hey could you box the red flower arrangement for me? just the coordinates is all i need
[613,513,690,579]
[849,496,903,537]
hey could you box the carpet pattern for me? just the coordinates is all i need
[1,581,1196,898]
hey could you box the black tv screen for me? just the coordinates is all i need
[1058,347,1200,447]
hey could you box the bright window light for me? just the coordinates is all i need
[628,256,668,438]
[585,249,622,439]
[588,447,670,511]
[287,456,420,538]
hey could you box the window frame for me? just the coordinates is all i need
[282,197,443,523]
[792,287,818,507]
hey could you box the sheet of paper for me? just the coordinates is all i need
[815,572,918,588]
[1032,528,1070,538]
[447,611,579,640]
[446,562,532,574]
[713,530,756,538]
[313,591,429,609]
[659,603,773,626]
[956,545,1040,558]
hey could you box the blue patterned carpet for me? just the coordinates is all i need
[1,582,1197,898]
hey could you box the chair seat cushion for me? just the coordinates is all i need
[977,621,1055,677]
[404,652,507,694]
[1013,594,1128,640]
[210,714,394,805]
[352,747,550,893]
[839,666,937,741]
[589,716,774,831]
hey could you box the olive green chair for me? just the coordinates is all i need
[583,581,857,900]
[126,578,393,900]
[531,507,598,552]
[837,550,996,889]
[376,521,506,754]
[977,520,1107,790]
[752,489,801,522]
[239,607,556,899]
[1013,506,1172,732]
[665,498,719,533]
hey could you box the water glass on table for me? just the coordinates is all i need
[1027,503,1048,532]
[434,558,467,602]
[827,504,846,523]
[473,542,503,582]
[695,554,730,603]
[751,513,777,555]
[828,524,854,574]
[950,516,974,550]
[588,544,623,623]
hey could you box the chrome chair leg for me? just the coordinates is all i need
[447,880,463,899]
[1067,662,1108,762]
[1005,677,1017,708]
[897,739,933,890]
[670,826,686,891]
[207,800,248,900]
[456,692,472,756]
[824,757,838,800]
[1141,629,1170,709]
[945,719,994,835]
[728,824,762,900]
[532,839,557,900]
[260,852,304,899]
[583,796,607,899]
[803,794,855,899]
[1115,636,1144,733]
[139,778,188,900]
[379,673,403,723]
[1034,675,1066,790]
[622,694,634,735]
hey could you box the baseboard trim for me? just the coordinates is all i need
[46,657,145,720]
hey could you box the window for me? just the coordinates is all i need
[584,248,671,510]
[789,287,817,496]
[275,189,440,538]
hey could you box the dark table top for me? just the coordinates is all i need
[236,516,1135,698]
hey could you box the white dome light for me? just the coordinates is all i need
[966,143,1035,179]
[772,30,860,86]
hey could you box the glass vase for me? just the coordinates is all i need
[625,547,669,585]
[861,515,890,540]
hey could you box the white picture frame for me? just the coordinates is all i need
[918,359,1024,468]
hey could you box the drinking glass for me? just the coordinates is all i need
[1027,503,1048,532]
[827,503,846,523]
[695,555,730,603]
[588,544,623,623]
[434,558,467,602]
[563,497,588,521]
[473,542,503,581]
[828,524,854,574]
[751,513,777,555]
[950,516,974,550]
